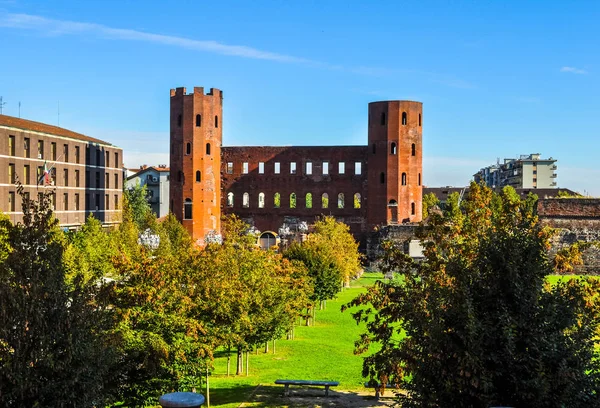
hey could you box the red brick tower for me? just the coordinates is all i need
[170,87,222,244]
[367,101,423,227]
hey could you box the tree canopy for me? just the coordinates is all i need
[347,182,600,407]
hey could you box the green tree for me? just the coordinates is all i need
[123,181,153,230]
[421,192,439,219]
[0,188,116,407]
[347,182,600,407]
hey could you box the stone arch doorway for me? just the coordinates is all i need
[258,231,279,249]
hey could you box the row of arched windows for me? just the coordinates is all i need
[186,142,212,155]
[177,114,219,128]
[378,112,422,127]
[227,192,362,210]
[372,142,417,156]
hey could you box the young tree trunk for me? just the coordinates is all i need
[236,346,243,375]
[312,306,316,324]
[305,307,311,326]
[206,365,210,407]
[272,339,276,354]
[226,346,231,377]
[264,342,269,353]
[245,350,249,376]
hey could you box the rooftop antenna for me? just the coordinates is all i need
[18,102,21,118]
[0,97,6,115]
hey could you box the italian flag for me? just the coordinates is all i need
[39,161,50,185]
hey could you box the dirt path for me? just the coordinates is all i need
[239,385,398,407]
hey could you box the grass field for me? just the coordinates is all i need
[205,273,382,407]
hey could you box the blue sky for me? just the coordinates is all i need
[0,1,598,195]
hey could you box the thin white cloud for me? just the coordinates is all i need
[560,66,588,75]
[0,12,474,88]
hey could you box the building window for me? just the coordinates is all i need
[391,143,397,155]
[418,173,421,186]
[51,193,56,210]
[258,192,265,208]
[243,192,250,208]
[354,193,361,209]
[274,162,281,174]
[242,162,249,174]
[196,170,201,182]
[106,173,110,189]
[186,143,191,155]
[196,114,202,127]
[412,143,416,156]
[105,194,109,210]
[9,136,15,156]
[37,140,44,159]
[402,172,407,185]
[355,162,362,175]
[206,143,211,155]
[323,161,329,175]
[227,192,234,207]
[8,191,15,212]
[215,115,219,128]
[114,173,118,189]
[63,144,69,162]
[75,146,80,163]
[75,170,80,187]
[533,178,537,183]
[184,198,192,219]
[290,162,297,174]
[177,114,182,127]
[23,165,30,184]
[338,162,345,174]
[51,142,57,161]
[64,193,69,211]
[402,112,407,125]
[322,193,329,208]
[419,113,422,126]
[227,162,233,174]
[8,163,15,184]
[24,138,30,157]
[306,162,312,175]
[75,194,80,211]
[96,172,100,188]
[372,143,376,154]
[411,202,415,215]
[290,193,296,208]
[106,153,110,168]
[258,162,264,174]
[97,149,103,166]
[380,172,385,184]
[274,192,281,208]
[64,169,69,187]
[381,112,386,126]
[114,195,119,210]
[533,170,537,174]
[338,193,345,208]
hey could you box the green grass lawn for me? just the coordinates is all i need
[205,273,382,407]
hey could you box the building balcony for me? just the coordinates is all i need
[551,165,557,170]
[551,173,557,178]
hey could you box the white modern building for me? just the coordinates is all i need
[474,154,557,189]
[126,165,170,218]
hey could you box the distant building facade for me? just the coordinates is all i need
[0,115,123,228]
[169,86,424,245]
[126,165,170,218]
[474,154,558,189]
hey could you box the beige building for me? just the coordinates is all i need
[1,115,123,228]
[474,153,557,189]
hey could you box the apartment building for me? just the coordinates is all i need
[0,115,123,228]
[474,153,557,189]
[126,165,170,218]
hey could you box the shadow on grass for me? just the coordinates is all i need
[238,385,397,407]
[209,384,258,407]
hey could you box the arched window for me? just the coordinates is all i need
[243,192,249,208]
[381,112,386,126]
[380,172,385,184]
[258,192,265,208]
[206,143,211,155]
[305,193,312,208]
[419,113,422,127]
[322,193,329,209]
[354,193,361,209]
[338,193,345,208]
[227,192,234,207]
[274,192,281,208]
[215,115,219,128]
[402,172,407,185]
[177,114,182,127]
[411,202,416,215]
[391,142,397,155]
[418,173,421,186]
[196,170,201,182]
[372,143,376,154]
[196,114,202,127]
[402,112,407,125]
[290,193,297,209]
[388,199,398,224]
[184,198,192,219]
[186,143,191,155]
[411,143,416,156]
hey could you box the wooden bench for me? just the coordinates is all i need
[275,379,339,396]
